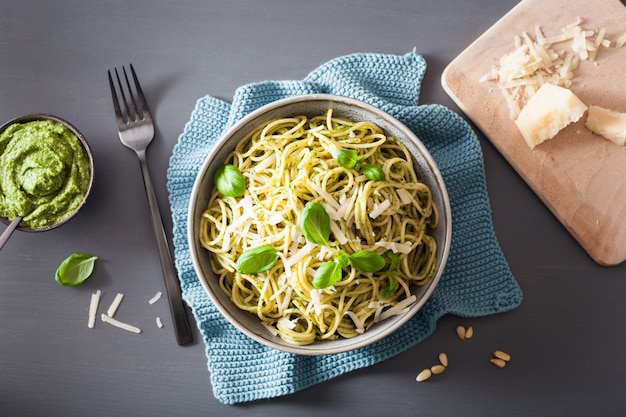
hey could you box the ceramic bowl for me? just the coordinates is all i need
[188,94,451,355]
[0,114,94,232]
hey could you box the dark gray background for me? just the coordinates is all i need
[2,1,626,416]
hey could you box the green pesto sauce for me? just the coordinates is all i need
[0,120,91,228]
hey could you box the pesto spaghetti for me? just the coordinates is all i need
[199,109,438,346]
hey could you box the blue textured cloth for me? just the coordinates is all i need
[166,52,523,404]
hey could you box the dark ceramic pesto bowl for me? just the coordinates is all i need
[0,113,94,233]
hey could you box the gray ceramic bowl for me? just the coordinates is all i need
[0,113,94,232]
[188,94,452,355]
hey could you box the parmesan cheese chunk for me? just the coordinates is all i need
[515,83,587,148]
[586,105,626,146]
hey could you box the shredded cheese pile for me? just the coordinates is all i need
[480,18,622,118]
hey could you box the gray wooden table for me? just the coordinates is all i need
[2,1,626,416]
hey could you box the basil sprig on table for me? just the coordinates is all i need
[55,252,98,286]
[214,164,246,197]
[335,149,386,181]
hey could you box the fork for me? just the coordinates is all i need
[108,64,192,345]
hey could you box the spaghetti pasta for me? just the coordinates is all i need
[199,109,438,345]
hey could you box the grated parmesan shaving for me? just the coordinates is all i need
[396,188,413,205]
[321,203,341,221]
[106,293,124,317]
[283,242,313,269]
[344,311,365,334]
[267,213,284,225]
[101,314,141,334]
[309,183,341,211]
[375,241,412,254]
[369,200,391,219]
[252,154,276,172]
[148,291,162,305]
[481,19,617,119]
[277,316,297,330]
[261,321,279,336]
[309,289,323,316]
[330,219,349,245]
[616,32,626,48]
[376,295,417,322]
[88,290,101,329]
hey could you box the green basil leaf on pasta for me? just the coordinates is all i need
[236,245,279,274]
[380,277,398,299]
[349,250,386,273]
[214,164,246,197]
[300,201,330,246]
[337,250,351,268]
[361,164,386,181]
[380,251,400,298]
[55,253,98,286]
[385,251,400,275]
[336,149,359,169]
[312,261,342,289]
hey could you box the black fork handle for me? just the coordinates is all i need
[137,149,193,345]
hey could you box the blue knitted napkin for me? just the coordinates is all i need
[166,52,522,404]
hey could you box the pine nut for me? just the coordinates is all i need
[438,352,448,367]
[456,325,466,340]
[464,326,474,339]
[416,368,432,382]
[493,350,511,362]
[490,358,506,368]
[430,364,446,375]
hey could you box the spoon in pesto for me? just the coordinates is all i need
[0,216,22,251]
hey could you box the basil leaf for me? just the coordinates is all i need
[380,277,398,299]
[236,245,279,274]
[380,251,400,298]
[349,250,386,273]
[299,202,330,246]
[385,251,400,275]
[312,261,342,289]
[55,253,98,286]
[336,149,359,169]
[337,250,351,268]
[361,164,385,181]
[214,164,246,197]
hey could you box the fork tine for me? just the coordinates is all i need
[107,69,125,124]
[121,66,141,121]
[129,64,151,121]
[114,67,133,124]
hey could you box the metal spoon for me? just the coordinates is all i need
[0,216,22,251]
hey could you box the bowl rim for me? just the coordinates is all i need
[187,93,452,355]
[0,113,95,232]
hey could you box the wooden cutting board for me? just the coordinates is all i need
[442,0,626,266]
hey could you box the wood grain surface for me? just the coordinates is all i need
[442,0,626,265]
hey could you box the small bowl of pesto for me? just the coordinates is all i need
[0,114,94,237]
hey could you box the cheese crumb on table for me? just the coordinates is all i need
[515,83,587,148]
